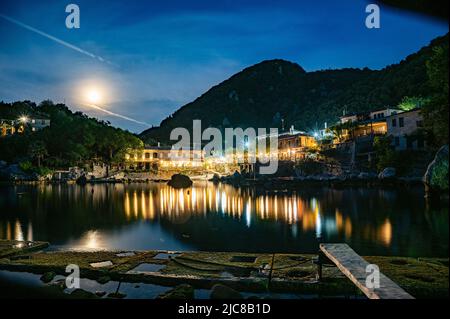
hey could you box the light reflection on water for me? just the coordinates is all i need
[0,182,447,256]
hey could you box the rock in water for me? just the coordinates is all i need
[40,271,56,283]
[210,284,243,299]
[378,167,396,179]
[157,284,194,299]
[71,289,99,299]
[211,173,220,184]
[76,175,88,185]
[167,174,193,188]
[423,145,449,192]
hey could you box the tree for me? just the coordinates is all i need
[28,141,48,167]
[373,136,398,172]
[397,96,429,111]
[422,43,449,146]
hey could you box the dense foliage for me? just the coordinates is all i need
[141,34,448,147]
[0,100,143,168]
[422,41,449,146]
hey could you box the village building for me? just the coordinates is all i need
[125,146,205,171]
[386,108,426,151]
[0,119,16,136]
[1,114,51,137]
[335,108,403,143]
[28,115,51,131]
[277,127,317,161]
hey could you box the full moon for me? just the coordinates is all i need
[87,89,101,104]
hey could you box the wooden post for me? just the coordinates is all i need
[268,253,275,290]
[317,236,323,281]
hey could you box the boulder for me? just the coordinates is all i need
[157,284,194,299]
[40,271,56,283]
[96,276,111,284]
[210,284,243,299]
[71,289,99,299]
[378,167,396,179]
[0,163,29,181]
[423,145,449,192]
[76,175,88,185]
[211,173,220,184]
[232,171,242,180]
[358,172,377,180]
[107,292,126,299]
[167,174,193,188]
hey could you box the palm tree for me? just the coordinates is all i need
[28,141,48,167]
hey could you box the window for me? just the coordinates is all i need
[416,120,423,128]
[153,152,158,158]
[407,137,413,149]
[417,137,425,148]
[392,119,397,127]
[145,152,151,159]
[399,117,404,127]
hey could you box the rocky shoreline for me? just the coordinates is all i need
[0,240,448,299]
[1,145,447,198]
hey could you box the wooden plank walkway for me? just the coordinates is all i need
[320,243,414,299]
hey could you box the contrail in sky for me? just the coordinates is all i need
[1,13,146,127]
[82,102,151,127]
[0,13,114,65]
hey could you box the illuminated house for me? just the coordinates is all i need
[28,116,51,131]
[277,127,317,161]
[1,114,51,137]
[125,146,205,170]
[334,108,403,143]
[386,108,426,151]
[0,119,15,136]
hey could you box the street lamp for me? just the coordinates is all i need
[19,116,29,123]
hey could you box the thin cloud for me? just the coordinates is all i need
[0,13,115,66]
[80,101,151,127]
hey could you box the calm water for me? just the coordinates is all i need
[0,182,448,257]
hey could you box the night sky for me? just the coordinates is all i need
[0,0,447,132]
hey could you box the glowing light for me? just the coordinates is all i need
[19,116,28,123]
[87,89,102,104]
[84,230,101,249]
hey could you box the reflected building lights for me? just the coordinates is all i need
[84,230,101,250]
[27,221,33,241]
[379,219,392,246]
[15,219,24,241]
[0,184,400,253]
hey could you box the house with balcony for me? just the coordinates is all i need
[277,127,317,161]
[333,107,403,143]
[125,145,205,171]
[28,116,51,131]
[386,108,426,151]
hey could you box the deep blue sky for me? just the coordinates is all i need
[0,0,448,132]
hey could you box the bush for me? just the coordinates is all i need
[373,136,398,172]
[19,161,33,172]
[295,159,324,176]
